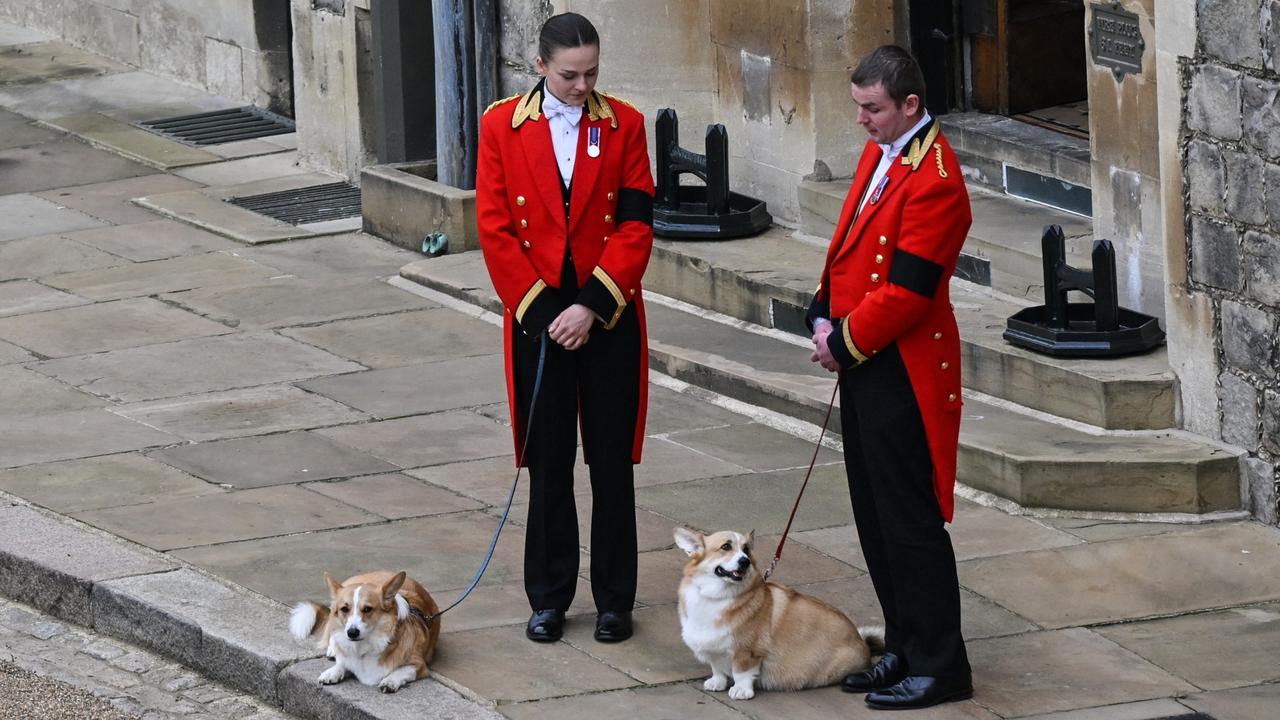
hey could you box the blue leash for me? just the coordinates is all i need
[424,333,548,623]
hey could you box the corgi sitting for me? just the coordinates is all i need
[674,527,883,700]
[288,570,441,693]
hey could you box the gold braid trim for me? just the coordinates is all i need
[934,143,948,178]
[591,266,628,329]
[511,88,543,129]
[842,319,870,364]
[899,120,941,172]
[484,94,521,115]
[586,91,619,129]
[515,280,547,324]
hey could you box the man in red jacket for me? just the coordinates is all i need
[808,45,973,710]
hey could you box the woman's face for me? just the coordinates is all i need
[536,43,600,106]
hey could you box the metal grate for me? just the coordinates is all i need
[137,106,295,146]
[226,182,362,225]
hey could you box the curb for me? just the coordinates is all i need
[0,498,502,720]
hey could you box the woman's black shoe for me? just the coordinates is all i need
[865,675,974,709]
[526,609,565,642]
[841,652,907,693]
[593,610,632,642]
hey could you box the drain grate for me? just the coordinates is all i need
[137,106,295,146]
[226,182,362,225]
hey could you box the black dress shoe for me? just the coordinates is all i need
[865,675,974,710]
[525,609,565,642]
[841,652,907,693]
[593,610,632,642]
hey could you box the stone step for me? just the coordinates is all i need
[397,251,1239,515]
[641,225,1175,430]
[798,179,1094,302]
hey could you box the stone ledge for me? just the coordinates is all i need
[361,161,478,255]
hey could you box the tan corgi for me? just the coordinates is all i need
[674,527,883,700]
[288,570,441,693]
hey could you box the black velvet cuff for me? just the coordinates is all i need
[616,187,653,226]
[826,318,858,369]
[806,293,830,332]
[576,274,622,327]
[517,290,563,336]
[888,248,945,298]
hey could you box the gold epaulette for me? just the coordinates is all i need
[899,120,941,172]
[586,91,618,129]
[484,94,520,115]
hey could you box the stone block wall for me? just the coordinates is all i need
[0,0,293,115]
[1181,0,1280,523]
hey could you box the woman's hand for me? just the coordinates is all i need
[548,303,596,350]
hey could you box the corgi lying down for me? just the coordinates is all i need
[674,527,883,700]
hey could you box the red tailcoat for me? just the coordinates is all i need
[810,119,971,521]
[476,83,655,463]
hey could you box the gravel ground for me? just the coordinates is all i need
[0,659,140,720]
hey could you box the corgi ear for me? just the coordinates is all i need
[746,529,755,546]
[324,572,342,599]
[381,571,407,603]
[674,527,703,556]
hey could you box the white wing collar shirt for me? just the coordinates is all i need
[542,90,583,187]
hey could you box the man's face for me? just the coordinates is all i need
[851,82,920,145]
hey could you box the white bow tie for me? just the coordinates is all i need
[543,97,583,126]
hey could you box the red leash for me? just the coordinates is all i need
[763,378,841,581]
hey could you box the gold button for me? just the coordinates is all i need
[941,361,950,370]
[948,393,957,402]
[505,307,511,314]
[629,288,636,296]
[871,273,880,282]
[933,332,943,340]
[879,236,887,245]
[864,291,871,297]
[516,195,526,206]
[603,235,609,243]
[605,214,613,223]
[607,191,615,200]
[522,240,531,248]
[520,219,528,228]
[875,254,884,264]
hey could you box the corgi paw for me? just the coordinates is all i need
[318,666,345,685]
[728,684,755,700]
[379,677,406,693]
[703,675,729,692]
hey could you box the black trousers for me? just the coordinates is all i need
[840,343,970,679]
[511,296,641,614]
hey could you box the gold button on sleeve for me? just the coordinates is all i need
[933,332,943,340]
[875,254,884,263]
[871,273,880,282]
[604,214,613,223]
[941,361,950,370]
[607,191,615,200]
[516,195,526,206]
[522,240,531,248]
[948,393,957,402]
[520,219,528,228]
[879,235,888,245]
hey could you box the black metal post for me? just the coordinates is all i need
[1091,240,1120,331]
[705,125,729,215]
[655,109,678,206]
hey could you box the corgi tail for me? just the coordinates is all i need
[860,625,886,656]
[289,601,329,641]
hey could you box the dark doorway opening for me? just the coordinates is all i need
[252,0,295,118]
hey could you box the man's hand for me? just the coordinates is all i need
[548,303,595,351]
[810,322,841,372]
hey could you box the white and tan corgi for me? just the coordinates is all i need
[674,527,883,700]
[288,570,441,693]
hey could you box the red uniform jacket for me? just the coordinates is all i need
[808,118,971,521]
[476,82,655,464]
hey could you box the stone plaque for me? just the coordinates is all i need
[1090,2,1144,78]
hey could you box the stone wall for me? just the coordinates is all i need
[1181,0,1280,523]
[0,0,293,115]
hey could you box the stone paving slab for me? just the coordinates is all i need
[150,431,397,489]
[966,628,1196,717]
[1094,603,1280,690]
[168,277,434,330]
[644,383,755,434]
[115,384,369,442]
[73,485,381,551]
[957,522,1280,629]
[1012,699,1203,720]
[298,355,507,420]
[0,106,61,149]
[0,408,180,469]
[0,453,223,514]
[407,456,592,507]
[304,473,485,519]
[0,193,109,241]
[0,504,175,625]
[0,233,128,280]
[633,436,752,488]
[0,137,153,194]
[0,23,52,46]
[431,623,640,703]
[91,568,317,702]
[58,218,239,261]
[0,40,128,86]
[236,232,426,282]
[204,137,292,160]
[1040,517,1193,543]
[43,111,221,169]
[172,151,307,186]
[33,173,204,225]
[0,365,106,416]
[734,685,999,720]
[665,422,842,472]
[281,657,503,720]
[33,331,363,402]
[499,499,690,554]
[42,250,282,301]
[0,278,88,316]
[0,338,33,364]
[135,187,317,245]
[171,513,540,604]
[498,682,750,720]
[0,296,232,357]
[1181,683,1280,720]
[316,410,514,469]
[0,70,227,121]
[636,464,854,536]
[429,577,598,634]
[281,307,497,369]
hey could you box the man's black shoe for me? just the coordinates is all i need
[593,610,632,642]
[525,609,565,642]
[865,675,974,710]
[841,652,907,693]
